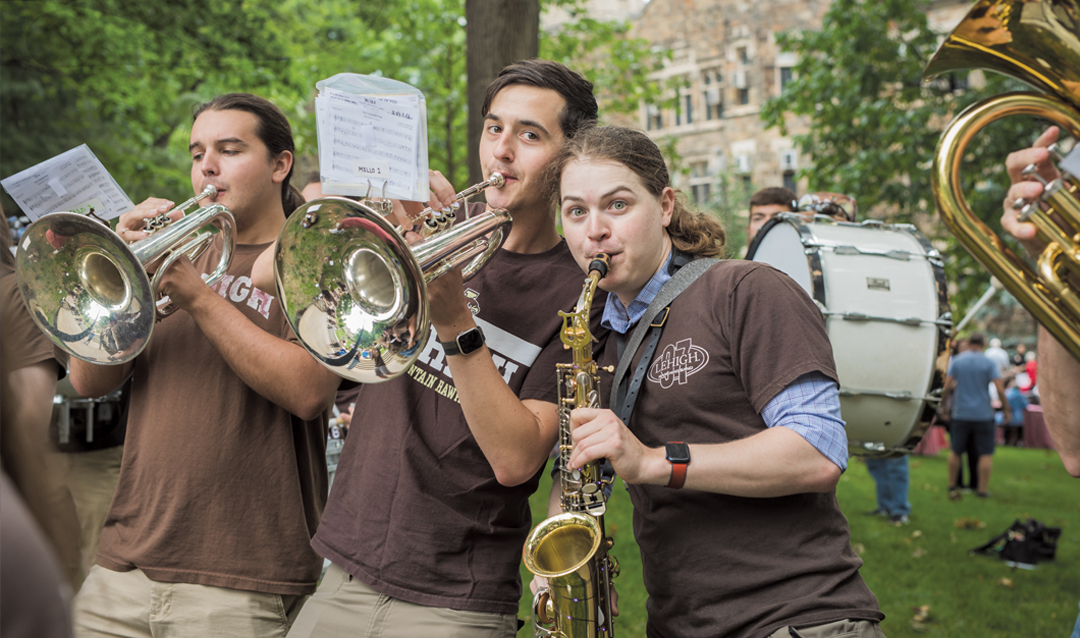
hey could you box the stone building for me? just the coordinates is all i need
[628,0,971,211]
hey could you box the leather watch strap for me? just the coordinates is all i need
[667,461,688,489]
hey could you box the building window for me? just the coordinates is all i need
[646,105,662,130]
[689,161,711,204]
[704,89,722,120]
[783,170,797,193]
[741,174,752,191]
[684,95,693,125]
[780,67,793,90]
[737,46,749,64]
[738,88,750,105]
[704,70,723,120]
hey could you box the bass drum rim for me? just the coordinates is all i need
[748,214,950,457]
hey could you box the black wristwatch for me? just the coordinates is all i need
[665,441,691,489]
[439,326,486,356]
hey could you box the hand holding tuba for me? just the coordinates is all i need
[923,0,1080,362]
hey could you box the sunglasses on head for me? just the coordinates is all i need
[793,192,857,222]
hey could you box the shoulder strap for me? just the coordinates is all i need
[610,258,720,422]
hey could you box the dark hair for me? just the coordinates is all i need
[549,126,725,258]
[482,60,598,140]
[193,93,305,215]
[968,332,986,348]
[750,186,796,211]
[0,204,13,270]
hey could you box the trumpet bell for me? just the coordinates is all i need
[15,213,156,364]
[274,197,428,383]
[276,196,512,384]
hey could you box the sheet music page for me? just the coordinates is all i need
[314,74,429,202]
[1,144,135,221]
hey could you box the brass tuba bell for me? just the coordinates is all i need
[924,0,1080,361]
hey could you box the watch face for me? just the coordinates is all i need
[666,442,691,464]
[457,327,485,354]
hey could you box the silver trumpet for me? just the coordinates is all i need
[273,174,511,383]
[15,185,235,364]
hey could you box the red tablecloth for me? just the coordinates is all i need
[911,425,948,456]
[1023,405,1056,450]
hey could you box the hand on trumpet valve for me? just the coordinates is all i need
[393,169,460,233]
[118,198,179,244]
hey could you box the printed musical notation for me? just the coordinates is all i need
[314,78,429,202]
[1,145,135,221]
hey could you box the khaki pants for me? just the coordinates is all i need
[57,446,123,578]
[74,565,305,638]
[767,618,887,638]
[287,563,518,638]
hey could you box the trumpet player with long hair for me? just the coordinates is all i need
[69,94,344,638]
[552,126,884,638]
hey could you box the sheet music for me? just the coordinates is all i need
[1,145,134,221]
[314,74,429,202]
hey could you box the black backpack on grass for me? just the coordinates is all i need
[971,518,1062,566]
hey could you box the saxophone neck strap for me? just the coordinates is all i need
[611,257,720,426]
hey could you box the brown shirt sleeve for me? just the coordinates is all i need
[1,268,66,378]
[724,264,838,412]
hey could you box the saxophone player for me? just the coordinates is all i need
[552,126,885,638]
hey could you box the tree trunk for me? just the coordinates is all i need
[465,0,540,186]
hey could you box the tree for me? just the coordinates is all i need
[1,0,305,204]
[1,0,661,218]
[760,0,1047,318]
[465,0,541,185]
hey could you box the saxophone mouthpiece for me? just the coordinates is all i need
[589,253,611,279]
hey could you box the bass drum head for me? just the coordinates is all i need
[749,216,948,456]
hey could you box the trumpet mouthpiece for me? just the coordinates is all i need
[488,173,505,188]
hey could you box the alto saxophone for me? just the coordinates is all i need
[523,253,619,638]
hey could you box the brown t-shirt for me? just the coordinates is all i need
[95,238,330,595]
[606,260,882,638]
[313,223,606,614]
[0,260,68,377]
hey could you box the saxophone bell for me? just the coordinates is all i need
[524,254,616,637]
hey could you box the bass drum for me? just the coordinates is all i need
[746,214,951,456]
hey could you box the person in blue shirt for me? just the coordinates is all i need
[1002,377,1027,446]
[941,333,1010,499]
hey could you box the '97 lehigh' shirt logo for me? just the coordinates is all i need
[648,338,709,388]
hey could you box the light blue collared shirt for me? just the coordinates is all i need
[603,254,848,471]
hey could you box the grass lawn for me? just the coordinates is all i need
[517,446,1080,637]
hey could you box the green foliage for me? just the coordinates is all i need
[1,0,662,216]
[518,446,1080,636]
[760,0,1048,317]
[1,0,305,202]
[539,10,667,119]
